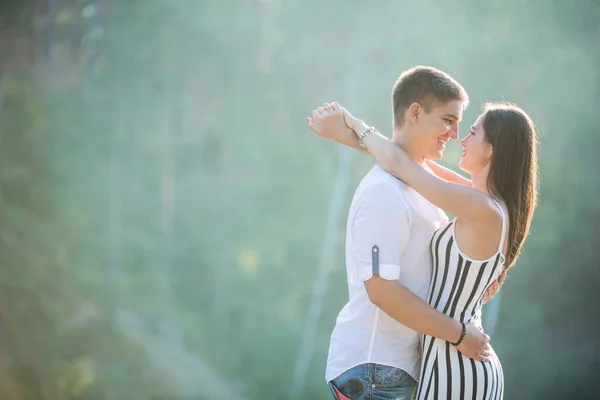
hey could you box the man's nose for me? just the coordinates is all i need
[448,123,459,140]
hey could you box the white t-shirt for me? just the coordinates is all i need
[325,165,449,382]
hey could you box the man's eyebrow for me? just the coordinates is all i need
[443,114,460,121]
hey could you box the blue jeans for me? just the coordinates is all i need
[328,363,417,400]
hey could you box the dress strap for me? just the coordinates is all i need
[492,199,507,264]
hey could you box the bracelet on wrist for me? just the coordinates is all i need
[358,126,378,148]
[451,321,466,347]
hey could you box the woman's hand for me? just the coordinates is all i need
[307,102,373,155]
[307,102,353,142]
[307,102,378,156]
[340,106,369,136]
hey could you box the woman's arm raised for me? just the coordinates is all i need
[425,160,472,186]
[342,108,499,224]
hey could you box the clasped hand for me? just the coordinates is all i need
[307,102,364,142]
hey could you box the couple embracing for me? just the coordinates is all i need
[307,66,538,400]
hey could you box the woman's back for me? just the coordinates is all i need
[415,201,507,399]
[428,201,506,322]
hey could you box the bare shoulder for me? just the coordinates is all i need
[454,198,505,261]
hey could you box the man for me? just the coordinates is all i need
[308,66,490,400]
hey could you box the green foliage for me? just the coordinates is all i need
[0,0,598,399]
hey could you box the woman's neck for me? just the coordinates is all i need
[471,163,491,196]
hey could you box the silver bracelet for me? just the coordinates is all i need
[358,126,378,148]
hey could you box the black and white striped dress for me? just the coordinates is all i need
[416,203,507,400]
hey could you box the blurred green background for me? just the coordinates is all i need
[0,0,599,399]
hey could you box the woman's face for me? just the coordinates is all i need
[458,113,494,175]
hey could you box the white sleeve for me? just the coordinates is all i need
[349,180,411,285]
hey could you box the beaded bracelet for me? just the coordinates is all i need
[451,321,466,347]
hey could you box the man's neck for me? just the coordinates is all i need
[391,128,425,166]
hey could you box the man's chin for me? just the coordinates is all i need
[429,152,443,161]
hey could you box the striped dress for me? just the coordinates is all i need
[416,203,507,400]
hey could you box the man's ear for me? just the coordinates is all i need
[407,102,422,125]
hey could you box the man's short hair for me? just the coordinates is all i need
[392,66,469,127]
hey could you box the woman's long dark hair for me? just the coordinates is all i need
[481,102,539,300]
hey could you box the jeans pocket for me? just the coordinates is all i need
[328,382,354,400]
[373,365,412,389]
[332,377,365,399]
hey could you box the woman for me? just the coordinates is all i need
[309,101,538,399]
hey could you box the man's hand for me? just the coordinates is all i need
[307,102,354,142]
[456,321,491,362]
